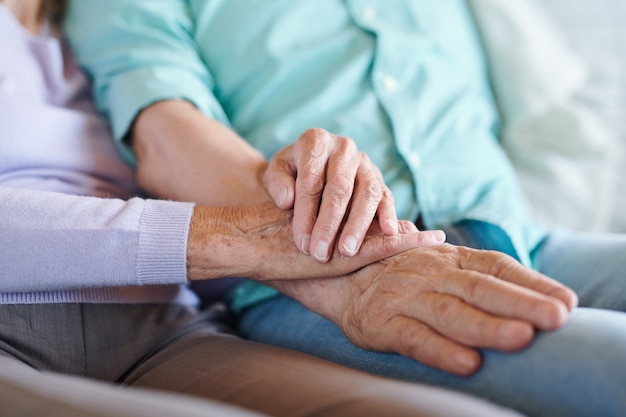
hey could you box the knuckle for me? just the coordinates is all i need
[300,128,332,149]
[360,152,385,179]
[327,172,354,197]
[400,323,427,347]
[491,255,521,278]
[433,296,460,328]
[381,186,395,203]
[397,219,417,234]
[380,234,402,253]
[298,171,325,196]
[463,274,490,303]
[335,135,358,153]
[403,326,438,361]
[363,180,383,203]
[302,127,329,140]
[455,245,476,260]
[317,217,343,236]
[470,249,518,278]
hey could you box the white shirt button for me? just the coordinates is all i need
[362,6,376,22]
[383,75,399,93]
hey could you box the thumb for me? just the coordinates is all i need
[264,159,297,209]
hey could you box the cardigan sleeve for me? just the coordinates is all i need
[0,187,194,292]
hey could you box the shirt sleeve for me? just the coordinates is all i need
[64,0,231,165]
[0,187,194,293]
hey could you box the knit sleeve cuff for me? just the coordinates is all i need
[136,199,195,285]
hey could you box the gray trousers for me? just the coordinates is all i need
[0,303,521,417]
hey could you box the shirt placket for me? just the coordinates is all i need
[346,0,426,223]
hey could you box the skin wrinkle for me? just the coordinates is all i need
[260,126,400,260]
[299,163,326,199]
[344,262,397,334]
[361,295,479,374]
[318,243,559,364]
[188,201,430,283]
[188,203,296,279]
[326,171,355,202]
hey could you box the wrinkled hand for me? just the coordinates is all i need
[279,244,578,376]
[187,202,445,281]
[264,128,398,263]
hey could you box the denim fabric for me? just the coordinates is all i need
[442,220,520,261]
[238,227,626,417]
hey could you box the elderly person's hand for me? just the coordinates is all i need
[272,244,578,376]
[186,202,446,281]
[264,128,399,263]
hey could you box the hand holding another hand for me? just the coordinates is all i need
[187,202,445,282]
[264,128,399,263]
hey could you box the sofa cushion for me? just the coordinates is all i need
[468,0,622,232]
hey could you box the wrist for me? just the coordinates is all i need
[187,203,294,280]
[267,275,351,325]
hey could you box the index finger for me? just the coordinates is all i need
[461,249,579,311]
[434,268,569,331]
[297,135,360,262]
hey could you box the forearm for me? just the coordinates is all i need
[187,202,441,282]
[133,100,271,205]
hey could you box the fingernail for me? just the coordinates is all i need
[455,352,479,373]
[314,240,330,261]
[421,230,446,244]
[539,301,568,330]
[431,230,446,243]
[550,287,578,311]
[277,186,288,207]
[498,322,532,343]
[342,236,358,256]
[301,235,311,255]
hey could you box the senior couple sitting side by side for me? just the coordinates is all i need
[1,1,625,417]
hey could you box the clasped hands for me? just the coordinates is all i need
[192,127,578,376]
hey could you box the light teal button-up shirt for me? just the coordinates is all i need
[66,0,546,309]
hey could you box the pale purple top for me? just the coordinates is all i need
[0,5,199,305]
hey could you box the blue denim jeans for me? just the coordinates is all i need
[237,225,626,417]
